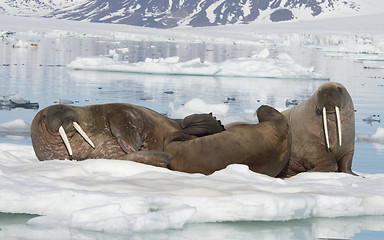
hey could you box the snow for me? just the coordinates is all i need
[0,0,86,16]
[99,7,127,22]
[206,0,225,23]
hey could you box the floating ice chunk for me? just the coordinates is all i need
[254,48,270,58]
[357,127,384,144]
[0,119,30,133]
[145,56,180,63]
[107,49,119,60]
[169,98,229,119]
[68,56,221,76]
[357,127,384,154]
[58,99,74,105]
[8,94,29,104]
[67,53,325,79]
[0,94,39,110]
[372,127,384,141]
[12,39,38,48]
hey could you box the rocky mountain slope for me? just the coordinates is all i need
[0,0,361,28]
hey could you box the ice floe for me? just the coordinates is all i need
[0,142,384,234]
[67,49,325,79]
[0,94,39,110]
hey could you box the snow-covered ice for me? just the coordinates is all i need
[1,142,384,234]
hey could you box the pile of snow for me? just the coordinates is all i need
[67,49,324,79]
[1,142,384,234]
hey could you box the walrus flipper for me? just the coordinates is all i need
[337,150,356,175]
[110,124,143,153]
[175,113,224,137]
[119,150,173,168]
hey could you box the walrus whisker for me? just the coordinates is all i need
[73,122,95,149]
[58,126,73,157]
[335,106,342,146]
[322,107,330,150]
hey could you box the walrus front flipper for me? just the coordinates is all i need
[119,150,173,168]
[175,113,224,137]
[110,124,143,153]
[108,107,145,154]
[337,150,357,175]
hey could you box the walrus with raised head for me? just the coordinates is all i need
[278,82,355,177]
[31,103,291,176]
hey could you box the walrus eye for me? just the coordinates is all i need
[59,126,73,157]
[73,122,95,148]
[322,106,342,150]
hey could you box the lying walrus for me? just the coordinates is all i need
[277,82,355,177]
[31,103,291,176]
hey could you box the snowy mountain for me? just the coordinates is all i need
[0,0,363,28]
[0,0,86,16]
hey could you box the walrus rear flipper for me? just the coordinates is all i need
[174,113,224,137]
[119,150,173,168]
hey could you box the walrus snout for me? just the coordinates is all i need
[315,83,345,111]
[43,105,79,133]
[42,105,95,157]
[315,84,346,150]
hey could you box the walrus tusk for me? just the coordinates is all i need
[73,122,95,148]
[335,106,342,146]
[59,126,73,157]
[322,107,330,150]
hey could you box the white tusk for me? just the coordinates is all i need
[323,107,330,150]
[73,122,95,149]
[59,126,73,157]
[335,106,342,146]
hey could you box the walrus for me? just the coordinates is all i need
[277,82,355,177]
[31,103,291,176]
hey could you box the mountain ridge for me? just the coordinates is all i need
[0,0,363,28]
